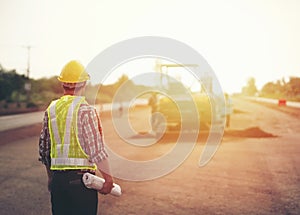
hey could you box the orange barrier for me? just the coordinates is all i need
[278,99,286,106]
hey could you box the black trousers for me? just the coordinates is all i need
[50,170,98,215]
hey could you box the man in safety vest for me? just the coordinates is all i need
[39,60,114,215]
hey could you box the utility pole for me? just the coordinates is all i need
[22,45,31,78]
[22,45,32,103]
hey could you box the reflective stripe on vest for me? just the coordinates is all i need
[51,158,94,167]
[48,96,96,170]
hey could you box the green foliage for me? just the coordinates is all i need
[2,62,300,112]
[0,65,142,114]
[0,66,27,102]
[260,77,300,101]
[242,77,258,96]
[31,77,62,95]
[288,77,300,96]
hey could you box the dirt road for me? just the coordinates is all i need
[0,97,299,215]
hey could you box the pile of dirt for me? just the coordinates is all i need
[224,126,277,138]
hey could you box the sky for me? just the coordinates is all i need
[0,0,299,93]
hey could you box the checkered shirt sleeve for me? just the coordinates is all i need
[38,111,51,166]
[78,105,108,163]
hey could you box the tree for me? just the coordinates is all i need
[242,77,258,96]
[115,74,130,89]
[0,65,27,102]
[261,82,276,95]
[286,77,300,97]
[260,76,300,100]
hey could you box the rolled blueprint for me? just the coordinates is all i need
[82,173,122,197]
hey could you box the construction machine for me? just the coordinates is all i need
[151,60,223,134]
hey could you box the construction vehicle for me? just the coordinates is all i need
[151,61,223,133]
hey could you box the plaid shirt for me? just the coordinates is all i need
[39,101,108,167]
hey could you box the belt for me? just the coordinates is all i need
[52,170,96,185]
[53,169,96,175]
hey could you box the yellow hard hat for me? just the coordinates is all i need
[58,60,90,83]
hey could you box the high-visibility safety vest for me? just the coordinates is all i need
[48,95,96,171]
